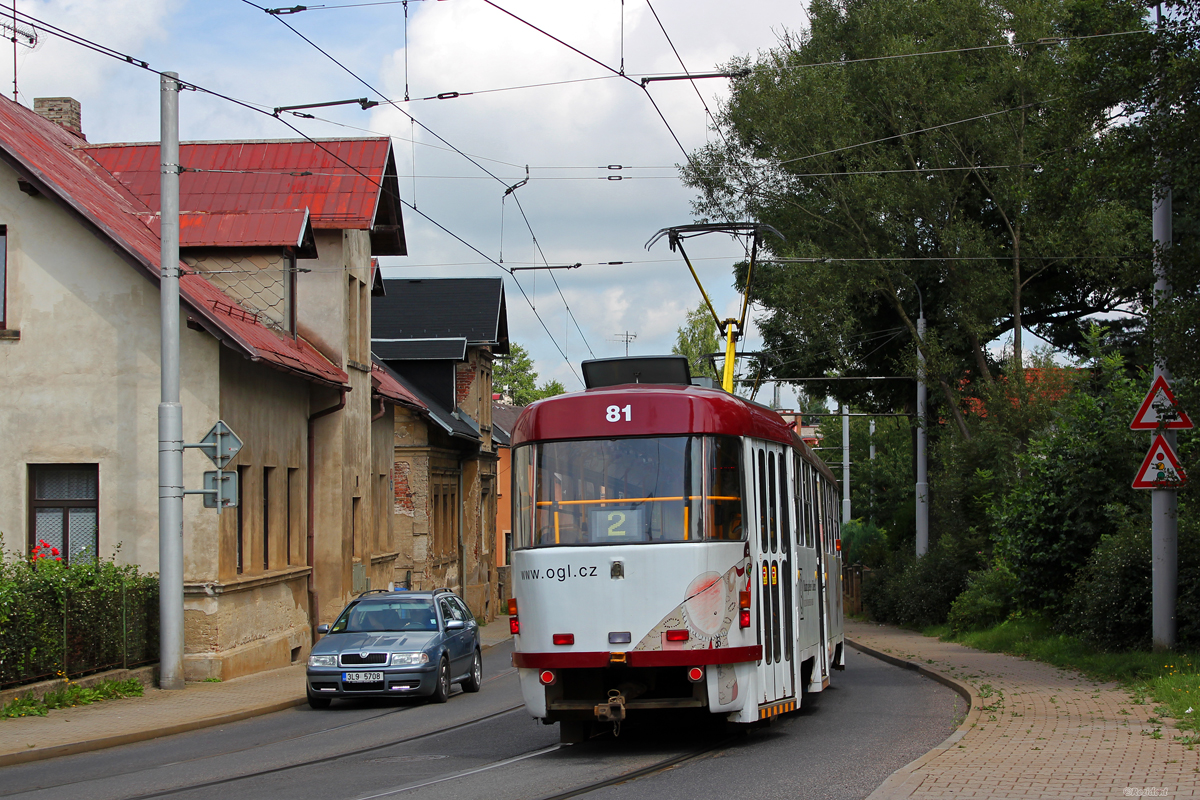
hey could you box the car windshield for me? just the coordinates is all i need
[329,598,438,633]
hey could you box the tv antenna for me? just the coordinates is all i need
[0,4,38,102]
[609,331,637,356]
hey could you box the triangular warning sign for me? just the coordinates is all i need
[1132,434,1189,489]
[1131,375,1194,430]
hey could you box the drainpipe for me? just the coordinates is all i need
[458,465,466,599]
[307,390,346,645]
[371,397,387,422]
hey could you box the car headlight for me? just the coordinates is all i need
[308,654,337,667]
[390,652,430,666]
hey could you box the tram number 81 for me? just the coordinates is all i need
[605,404,632,422]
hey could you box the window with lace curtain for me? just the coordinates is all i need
[28,464,99,564]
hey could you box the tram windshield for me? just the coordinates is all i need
[513,436,744,548]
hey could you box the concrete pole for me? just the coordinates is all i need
[1150,1,1176,652]
[915,314,929,557]
[1152,180,1177,651]
[158,72,185,689]
[842,403,851,525]
[869,418,876,524]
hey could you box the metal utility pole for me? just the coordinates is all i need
[842,403,851,525]
[915,310,929,557]
[1151,2,1177,652]
[158,72,185,690]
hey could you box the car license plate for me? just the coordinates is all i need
[343,671,383,682]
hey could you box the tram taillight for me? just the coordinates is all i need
[739,590,751,628]
[553,633,575,645]
[665,630,689,642]
[508,598,519,635]
[687,667,705,683]
[539,670,556,685]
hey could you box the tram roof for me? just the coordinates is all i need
[512,383,797,449]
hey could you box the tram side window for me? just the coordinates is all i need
[706,436,744,541]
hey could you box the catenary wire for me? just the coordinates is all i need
[10,4,585,387]
[239,0,594,377]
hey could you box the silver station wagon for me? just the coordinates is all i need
[305,589,482,708]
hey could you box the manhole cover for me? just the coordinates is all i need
[366,754,450,764]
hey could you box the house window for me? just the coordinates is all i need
[431,471,459,558]
[28,464,98,564]
[0,225,8,329]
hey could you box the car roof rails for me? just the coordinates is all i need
[357,588,392,598]
[432,587,452,595]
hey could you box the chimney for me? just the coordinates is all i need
[33,97,85,140]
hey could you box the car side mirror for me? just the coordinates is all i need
[445,620,466,630]
[316,623,330,635]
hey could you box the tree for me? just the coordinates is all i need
[493,343,567,405]
[683,0,1150,436]
[672,304,720,379]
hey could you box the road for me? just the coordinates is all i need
[0,642,964,800]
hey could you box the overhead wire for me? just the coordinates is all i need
[237,0,594,381]
[11,3,586,387]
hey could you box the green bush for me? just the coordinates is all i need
[840,519,891,568]
[862,533,984,628]
[947,564,1018,634]
[1059,501,1200,651]
[992,346,1149,612]
[0,539,158,687]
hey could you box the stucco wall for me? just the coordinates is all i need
[0,159,218,570]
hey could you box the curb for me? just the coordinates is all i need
[0,696,306,768]
[846,637,983,800]
[0,637,515,768]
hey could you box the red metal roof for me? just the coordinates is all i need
[139,209,311,248]
[84,138,392,230]
[0,96,348,388]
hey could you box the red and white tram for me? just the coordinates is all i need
[507,356,845,741]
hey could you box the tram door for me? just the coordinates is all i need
[747,440,795,704]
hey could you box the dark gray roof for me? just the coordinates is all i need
[373,277,509,354]
[492,402,525,442]
[374,360,480,443]
[372,338,467,361]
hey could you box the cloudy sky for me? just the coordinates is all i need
[7,0,818,400]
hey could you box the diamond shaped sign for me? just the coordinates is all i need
[198,420,243,469]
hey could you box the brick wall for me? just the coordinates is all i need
[34,97,85,140]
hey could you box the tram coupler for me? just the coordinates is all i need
[594,689,626,722]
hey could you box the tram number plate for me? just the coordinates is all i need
[344,671,383,682]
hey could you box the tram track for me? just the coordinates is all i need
[111,701,528,800]
[1,667,520,800]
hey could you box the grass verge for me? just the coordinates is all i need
[1,677,144,719]
[925,616,1200,741]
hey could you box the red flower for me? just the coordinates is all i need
[51,548,59,556]
[55,557,62,561]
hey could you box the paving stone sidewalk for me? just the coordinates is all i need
[847,619,1199,800]
[0,621,514,767]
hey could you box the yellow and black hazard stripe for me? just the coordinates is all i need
[758,697,797,719]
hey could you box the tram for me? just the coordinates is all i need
[508,355,845,742]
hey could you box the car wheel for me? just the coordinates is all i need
[462,649,482,693]
[430,657,451,703]
[307,692,332,710]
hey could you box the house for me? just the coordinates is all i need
[372,277,508,620]
[0,94,412,680]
